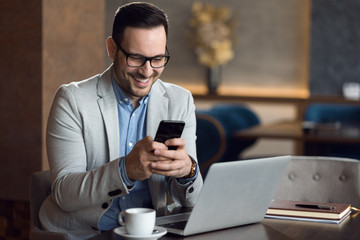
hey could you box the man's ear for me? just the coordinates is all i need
[106,37,117,61]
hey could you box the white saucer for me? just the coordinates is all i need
[113,226,167,240]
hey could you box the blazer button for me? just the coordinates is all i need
[189,187,194,193]
[102,202,109,209]
[108,189,122,197]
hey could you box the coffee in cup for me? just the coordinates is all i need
[118,208,156,236]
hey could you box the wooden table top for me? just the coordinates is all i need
[90,211,360,240]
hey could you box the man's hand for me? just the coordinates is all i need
[125,136,193,181]
[150,138,193,178]
[125,136,168,181]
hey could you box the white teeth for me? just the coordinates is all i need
[135,78,150,83]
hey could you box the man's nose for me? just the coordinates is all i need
[139,60,153,76]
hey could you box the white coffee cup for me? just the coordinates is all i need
[118,208,156,236]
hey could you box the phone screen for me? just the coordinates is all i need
[154,120,185,150]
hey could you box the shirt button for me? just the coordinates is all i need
[124,98,129,102]
[129,142,133,147]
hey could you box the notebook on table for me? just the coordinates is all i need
[265,199,352,224]
[156,155,290,236]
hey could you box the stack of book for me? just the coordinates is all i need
[265,199,351,224]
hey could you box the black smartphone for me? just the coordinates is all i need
[154,120,185,150]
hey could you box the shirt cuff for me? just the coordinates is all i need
[176,163,199,185]
[119,157,135,188]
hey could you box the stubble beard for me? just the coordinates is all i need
[113,57,158,100]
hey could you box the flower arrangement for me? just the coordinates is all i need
[188,2,235,69]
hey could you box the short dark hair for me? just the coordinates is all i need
[112,2,169,45]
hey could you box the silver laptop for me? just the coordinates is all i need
[156,156,290,236]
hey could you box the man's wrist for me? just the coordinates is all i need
[119,157,135,187]
[183,157,197,179]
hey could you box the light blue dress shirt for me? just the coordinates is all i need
[99,76,152,230]
[99,74,198,230]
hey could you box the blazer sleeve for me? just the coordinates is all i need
[165,87,203,207]
[47,85,129,212]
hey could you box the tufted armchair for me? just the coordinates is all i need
[196,112,227,176]
[29,170,69,240]
[196,104,260,176]
[209,104,260,161]
[274,156,360,207]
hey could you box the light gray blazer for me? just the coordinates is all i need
[39,65,203,240]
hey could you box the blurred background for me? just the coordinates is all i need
[1,0,359,239]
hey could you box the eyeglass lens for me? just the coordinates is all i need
[127,55,169,68]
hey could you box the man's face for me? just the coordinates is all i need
[112,26,167,104]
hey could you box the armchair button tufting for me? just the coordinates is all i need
[313,174,320,181]
[288,173,296,180]
[339,175,347,181]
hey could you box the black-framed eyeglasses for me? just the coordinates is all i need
[113,38,170,68]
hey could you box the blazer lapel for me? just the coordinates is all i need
[97,74,169,209]
[146,81,169,138]
[97,66,120,161]
[147,80,169,210]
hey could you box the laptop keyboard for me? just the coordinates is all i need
[156,212,191,225]
[160,220,187,230]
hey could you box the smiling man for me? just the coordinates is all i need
[39,2,203,240]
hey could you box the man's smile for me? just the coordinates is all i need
[133,75,152,87]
